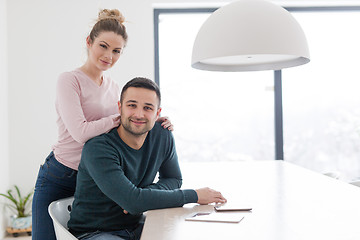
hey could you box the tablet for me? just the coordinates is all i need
[214,203,252,212]
[185,212,244,223]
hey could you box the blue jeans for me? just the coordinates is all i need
[32,152,77,240]
[77,223,144,240]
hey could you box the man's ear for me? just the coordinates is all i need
[156,107,162,120]
[118,101,121,114]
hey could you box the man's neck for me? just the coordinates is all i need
[117,126,148,150]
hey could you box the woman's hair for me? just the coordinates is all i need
[89,9,128,44]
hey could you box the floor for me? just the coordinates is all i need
[3,235,31,239]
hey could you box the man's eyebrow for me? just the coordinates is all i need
[126,100,155,107]
[144,103,155,107]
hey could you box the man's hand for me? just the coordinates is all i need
[195,187,227,205]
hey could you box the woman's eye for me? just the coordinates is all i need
[114,49,121,54]
[100,44,107,49]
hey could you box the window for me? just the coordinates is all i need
[283,10,360,181]
[155,7,360,181]
[157,12,274,162]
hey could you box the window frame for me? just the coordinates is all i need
[153,6,360,160]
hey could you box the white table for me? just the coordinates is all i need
[140,161,360,240]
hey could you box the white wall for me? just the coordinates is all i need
[7,0,153,193]
[0,0,9,237]
[7,0,235,197]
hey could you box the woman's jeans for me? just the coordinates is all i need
[32,152,77,240]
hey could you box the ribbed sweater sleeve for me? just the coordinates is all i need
[68,125,198,234]
[82,134,197,215]
[55,72,119,144]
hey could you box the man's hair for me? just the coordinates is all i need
[120,77,161,106]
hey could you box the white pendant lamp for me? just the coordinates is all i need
[191,0,310,72]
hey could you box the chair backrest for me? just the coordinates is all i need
[48,196,78,240]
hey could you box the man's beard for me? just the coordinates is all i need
[121,117,152,136]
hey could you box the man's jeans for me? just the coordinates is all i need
[77,223,144,240]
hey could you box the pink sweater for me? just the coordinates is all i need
[52,69,120,170]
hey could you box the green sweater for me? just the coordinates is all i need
[68,122,198,235]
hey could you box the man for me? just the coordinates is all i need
[68,77,226,240]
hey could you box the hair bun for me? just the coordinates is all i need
[98,9,125,24]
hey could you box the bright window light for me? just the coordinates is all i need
[283,11,360,181]
[159,13,274,162]
[157,9,360,182]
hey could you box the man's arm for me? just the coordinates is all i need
[143,129,183,191]
[146,152,183,190]
[82,138,197,215]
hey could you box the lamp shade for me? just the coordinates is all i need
[191,0,310,71]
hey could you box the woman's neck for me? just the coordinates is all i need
[79,63,103,86]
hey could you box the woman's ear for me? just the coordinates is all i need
[86,36,92,48]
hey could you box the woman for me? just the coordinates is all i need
[32,9,172,240]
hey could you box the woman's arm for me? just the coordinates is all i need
[56,72,120,144]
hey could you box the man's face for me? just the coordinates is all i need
[119,87,161,136]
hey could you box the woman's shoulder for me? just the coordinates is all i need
[58,68,97,87]
[58,68,86,80]
[57,69,80,83]
[56,69,85,94]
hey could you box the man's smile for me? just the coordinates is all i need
[130,119,147,125]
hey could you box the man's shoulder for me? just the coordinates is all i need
[151,122,172,137]
[86,132,107,144]
[81,129,119,166]
[84,128,118,149]
[148,122,174,148]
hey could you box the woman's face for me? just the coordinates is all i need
[87,31,126,72]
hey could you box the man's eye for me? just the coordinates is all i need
[144,106,153,111]
[128,104,136,108]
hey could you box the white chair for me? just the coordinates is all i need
[48,196,78,240]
